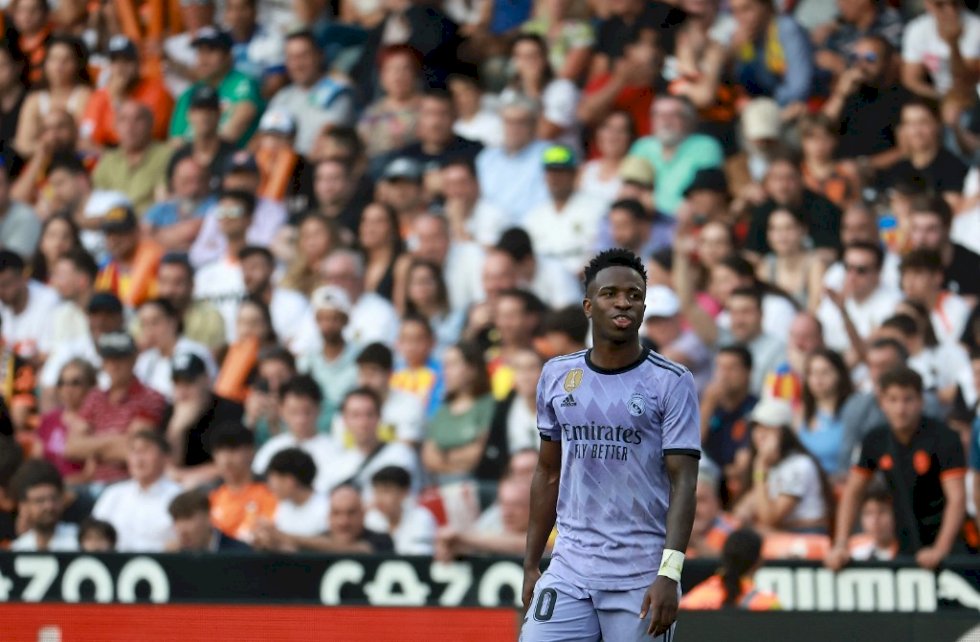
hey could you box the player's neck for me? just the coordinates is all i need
[589,340,644,372]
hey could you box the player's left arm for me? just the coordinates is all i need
[641,371,700,637]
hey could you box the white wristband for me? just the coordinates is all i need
[658,549,685,582]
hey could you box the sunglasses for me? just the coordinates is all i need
[57,378,87,387]
[850,51,879,64]
[844,263,873,275]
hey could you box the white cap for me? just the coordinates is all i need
[258,109,297,137]
[741,98,781,141]
[643,286,680,320]
[310,285,352,316]
[750,397,794,427]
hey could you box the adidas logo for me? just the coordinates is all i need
[560,394,577,407]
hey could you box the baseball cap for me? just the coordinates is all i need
[310,285,352,316]
[683,168,729,197]
[107,35,139,61]
[189,85,220,110]
[191,26,233,50]
[542,144,578,170]
[381,157,422,182]
[223,151,259,176]
[86,292,123,315]
[742,98,781,141]
[172,353,208,382]
[643,286,680,320]
[619,156,655,186]
[100,204,138,234]
[96,331,137,359]
[749,397,794,428]
[258,109,297,137]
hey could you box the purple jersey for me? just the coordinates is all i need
[537,347,701,591]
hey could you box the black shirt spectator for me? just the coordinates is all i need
[596,0,686,62]
[746,191,842,255]
[836,84,910,159]
[945,243,980,298]
[163,395,245,467]
[880,148,968,197]
[394,135,482,176]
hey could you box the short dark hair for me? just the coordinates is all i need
[341,386,382,414]
[862,479,893,506]
[279,374,324,405]
[902,97,940,124]
[422,87,453,105]
[880,314,919,338]
[878,366,923,395]
[719,254,756,279]
[12,459,63,501]
[139,297,180,322]
[219,189,257,216]
[440,157,477,177]
[356,343,393,371]
[209,423,255,452]
[583,248,647,291]
[47,152,87,176]
[400,312,434,338]
[542,306,589,345]
[320,126,364,161]
[266,447,317,488]
[729,286,763,310]
[160,252,194,278]
[900,248,944,274]
[0,249,25,274]
[498,288,546,316]
[371,465,411,489]
[868,337,909,362]
[78,517,117,547]
[718,345,753,371]
[909,193,953,229]
[496,227,535,262]
[844,240,884,270]
[168,489,210,519]
[258,345,296,371]
[238,245,275,264]
[609,199,649,222]
[57,247,98,281]
[285,29,318,49]
[130,429,170,454]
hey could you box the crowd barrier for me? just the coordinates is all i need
[0,553,978,640]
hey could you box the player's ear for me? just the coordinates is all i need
[582,297,592,319]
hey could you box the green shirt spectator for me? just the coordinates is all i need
[426,393,495,451]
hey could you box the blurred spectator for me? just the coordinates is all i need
[596,198,674,260]
[760,312,823,411]
[77,517,117,552]
[29,213,80,285]
[848,481,899,561]
[729,0,814,109]
[13,34,91,159]
[0,248,58,361]
[539,305,589,358]
[799,348,853,478]
[758,206,826,311]
[439,157,508,247]
[700,345,757,501]
[900,0,980,99]
[475,94,550,226]
[733,398,832,533]
[680,528,781,610]
[823,202,902,293]
[643,285,712,391]
[297,286,359,418]
[313,249,400,349]
[814,0,903,77]
[163,354,243,486]
[900,249,970,345]
[347,343,425,446]
[422,341,495,484]
[494,227,581,310]
[798,114,859,210]
[281,214,340,297]
[357,46,423,160]
[0,435,23,547]
[66,332,166,484]
[448,73,503,148]
[687,460,736,558]
[391,314,443,416]
[170,27,261,148]
[907,194,980,298]
[35,358,96,484]
[365,465,437,554]
[80,36,173,147]
[223,0,287,99]
[577,110,634,206]
[358,201,407,301]
[629,95,724,216]
[240,245,309,354]
[243,347,299,444]
[478,350,543,480]
[327,388,420,494]
[400,259,467,353]
[435,475,531,559]
[523,144,605,276]
[267,31,355,156]
[168,489,251,551]
[817,241,901,360]
[0,165,40,261]
[305,158,363,244]
[166,86,237,196]
[94,204,164,310]
[162,0,218,97]
[719,288,786,395]
[143,158,215,253]
[91,430,182,552]
[253,110,307,204]
[259,447,328,539]
[252,375,339,493]
[154,253,226,354]
[829,367,966,570]
[31,159,98,262]
[521,0,593,80]
[487,289,544,398]
[209,424,277,543]
[590,0,680,75]
[10,459,78,551]
[0,39,27,151]
[134,299,216,399]
[90,102,170,216]
[11,108,80,205]
[580,32,659,139]
[725,98,783,200]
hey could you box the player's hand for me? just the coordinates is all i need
[640,576,678,638]
[915,546,946,570]
[522,565,541,614]
[825,545,850,571]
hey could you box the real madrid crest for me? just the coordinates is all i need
[628,392,645,416]
[563,368,584,392]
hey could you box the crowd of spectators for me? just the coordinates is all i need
[0,0,979,573]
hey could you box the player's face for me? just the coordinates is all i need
[585,266,646,344]
[880,385,923,432]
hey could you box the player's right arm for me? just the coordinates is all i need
[522,437,562,612]
[826,466,872,571]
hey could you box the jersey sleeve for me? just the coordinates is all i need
[970,420,980,471]
[536,364,560,442]
[853,431,880,476]
[937,424,967,480]
[661,370,701,458]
